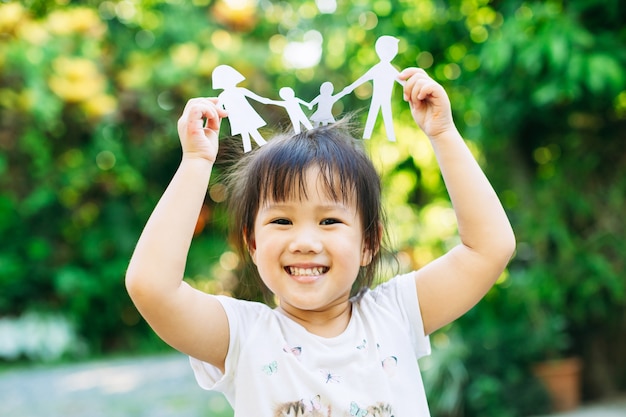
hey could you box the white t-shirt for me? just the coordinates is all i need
[190,272,431,416]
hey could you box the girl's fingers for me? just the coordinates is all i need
[184,98,226,120]
[402,69,432,102]
[417,81,439,101]
[179,98,227,135]
[399,67,426,81]
[402,70,444,105]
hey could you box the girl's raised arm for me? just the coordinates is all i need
[399,68,516,336]
[126,98,230,371]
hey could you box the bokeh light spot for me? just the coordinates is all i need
[96,150,116,170]
[316,0,337,14]
[416,51,434,69]
[219,251,239,271]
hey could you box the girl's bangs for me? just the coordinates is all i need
[255,135,357,205]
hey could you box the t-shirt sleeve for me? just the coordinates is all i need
[188,295,253,395]
[369,272,431,358]
[189,355,224,390]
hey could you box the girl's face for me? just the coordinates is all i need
[249,167,373,322]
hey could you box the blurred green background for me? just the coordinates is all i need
[1,0,625,416]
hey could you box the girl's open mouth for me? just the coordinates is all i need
[285,266,329,276]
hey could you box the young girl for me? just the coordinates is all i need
[126,67,515,416]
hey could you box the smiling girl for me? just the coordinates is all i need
[126,67,515,416]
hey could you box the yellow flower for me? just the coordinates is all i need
[68,7,106,38]
[0,3,27,34]
[17,21,50,45]
[46,9,74,36]
[46,7,106,38]
[48,57,106,103]
[82,94,117,119]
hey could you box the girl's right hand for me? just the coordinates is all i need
[176,97,228,163]
[399,68,454,141]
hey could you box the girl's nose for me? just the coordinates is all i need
[288,227,323,254]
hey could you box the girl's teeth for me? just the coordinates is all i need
[288,267,325,276]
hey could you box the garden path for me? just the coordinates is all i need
[1,353,624,417]
[0,353,232,417]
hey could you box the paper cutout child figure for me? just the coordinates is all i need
[267,87,313,134]
[342,35,403,141]
[308,81,349,127]
[212,65,272,152]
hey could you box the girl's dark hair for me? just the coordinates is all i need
[225,120,388,303]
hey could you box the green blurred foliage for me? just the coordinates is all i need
[1,0,625,415]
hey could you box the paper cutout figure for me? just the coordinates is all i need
[267,87,313,134]
[342,35,403,141]
[211,34,405,149]
[212,64,273,152]
[308,81,349,127]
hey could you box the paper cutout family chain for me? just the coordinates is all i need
[212,35,403,153]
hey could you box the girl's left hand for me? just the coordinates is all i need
[399,68,455,140]
[176,97,228,163]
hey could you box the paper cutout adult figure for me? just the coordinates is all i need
[342,35,403,141]
[212,65,272,152]
[308,81,349,127]
[267,87,313,134]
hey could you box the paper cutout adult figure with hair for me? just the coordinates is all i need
[267,87,313,134]
[308,81,350,127]
[212,64,272,152]
[342,35,403,141]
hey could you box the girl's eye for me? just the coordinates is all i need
[271,218,291,225]
[320,218,341,225]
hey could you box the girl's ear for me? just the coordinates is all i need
[360,248,374,266]
[361,222,382,266]
[243,229,257,264]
